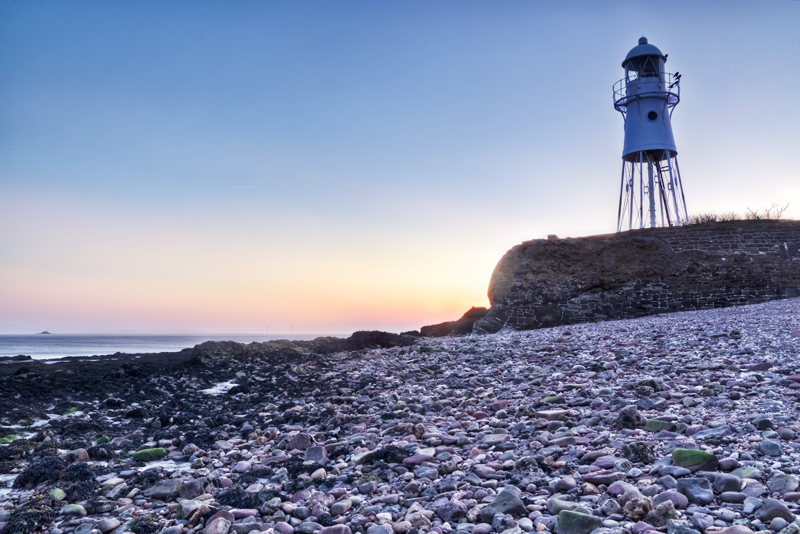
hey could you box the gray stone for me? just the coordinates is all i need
[645,500,679,527]
[331,499,352,516]
[714,527,756,534]
[436,500,468,523]
[719,492,747,503]
[59,504,87,517]
[689,513,714,531]
[583,470,626,486]
[743,497,763,515]
[742,482,768,498]
[692,426,732,440]
[479,486,527,523]
[144,479,183,500]
[653,490,688,510]
[672,449,719,472]
[180,478,211,500]
[287,433,313,451]
[666,519,701,534]
[414,466,438,480]
[731,466,761,479]
[770,518,790,532]
[205,517,232,534]
[714,473,742,493]
[761,440,783,456]
[769,474,799,494]
[676,478,714,505]
[555,511,604,534]
[757,499,795,522]
[548,497,582,515]
[304,446,327,463]
[97,518,120,533]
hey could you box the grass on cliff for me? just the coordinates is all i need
[689,203,791,224]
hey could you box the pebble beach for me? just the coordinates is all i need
[3,298,800,534]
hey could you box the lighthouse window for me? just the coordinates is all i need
[626,56,661,80]
[647,111,658,121]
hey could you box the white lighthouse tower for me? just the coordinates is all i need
[613,37,688,232]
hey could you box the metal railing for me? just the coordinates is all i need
[613,72,680,111]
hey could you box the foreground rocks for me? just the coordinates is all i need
[3,298,800,534]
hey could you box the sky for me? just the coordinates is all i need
[1,1,799,334]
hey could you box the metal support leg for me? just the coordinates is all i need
[647,155,657,228]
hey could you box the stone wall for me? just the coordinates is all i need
[473,220,800,333]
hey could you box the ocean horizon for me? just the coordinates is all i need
[0,332,350,361]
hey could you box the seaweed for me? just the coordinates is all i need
[129,514,160,534]
[369,444,412,464]
[65,480,97,502]
[0,439,39,460]
[4,495,58,534]
[216,486,285,509]
[234,468,273,487]
[127,468,163,489]
[13,456,65,489]
[60,462,95,483]
[0,459,16,474]
[216,486,256,508]
[283,457,323,477]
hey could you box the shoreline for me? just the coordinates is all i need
[1,299,800,534]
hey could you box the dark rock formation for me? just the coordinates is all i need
[420,307,489,337]
[473,220,800,333]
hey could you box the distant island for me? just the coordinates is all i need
[38,331,51,334]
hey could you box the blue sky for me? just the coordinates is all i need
[1,1,799,333]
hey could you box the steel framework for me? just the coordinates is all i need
[617,149,688,232]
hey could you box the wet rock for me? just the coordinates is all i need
[622,442,655,464]
[287,433,313,451]
[676,478,714,505]
[60,504,87,517]
[143,478,183,500]
[479,486,527,523]
[205,517,232,534]
[615,406,646,429]
[672,449,718,472]
[761,440,783,457]
[97,518,120,533]
[555,510,603,534]
[714,473,742,493]
[714,527,756,534]
[769,474,799,494]
[757,499,796,522]
[645,500,679,528]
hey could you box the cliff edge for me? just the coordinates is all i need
[473,219,800,333]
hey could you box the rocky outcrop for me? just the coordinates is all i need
[420,307,489,337]
[474,220,800,333]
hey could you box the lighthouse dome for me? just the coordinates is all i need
[622,37,666,68]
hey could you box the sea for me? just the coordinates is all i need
[0,333,347,361]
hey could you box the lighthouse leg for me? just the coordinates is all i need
[666,152,683,225]
[674,157,689,223]
[617,160,626,232]
[647,155,657,228]
[629,162,634,230]
[638,152,644,229]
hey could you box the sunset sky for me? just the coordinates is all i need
[1,1,799,334]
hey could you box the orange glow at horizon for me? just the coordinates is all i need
[0,190,494,333]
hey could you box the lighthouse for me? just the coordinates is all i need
[613,37,688,232]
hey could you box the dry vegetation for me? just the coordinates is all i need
[688,202,791,224]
